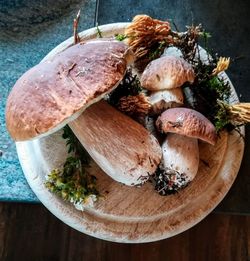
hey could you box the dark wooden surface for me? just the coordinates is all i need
[0,203,249,261]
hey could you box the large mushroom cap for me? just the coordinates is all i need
[156,108,217,145]
[6,39,133,141]
[140,55,195,91]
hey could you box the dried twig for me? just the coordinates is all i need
[73,10,81,44]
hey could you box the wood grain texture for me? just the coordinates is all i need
[15,23,245,243]
[0,203,249,261]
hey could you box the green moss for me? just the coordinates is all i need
[148,41,167,61]
[108,69,142,107]
[115,34,127,41]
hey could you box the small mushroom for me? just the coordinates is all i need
[155,107,217,192]
[156,107,217,145]
[140,55,194,115]
[140,55,195,91]
[6,39,162,186]
[149,88,184,115]
[160,133,199,189]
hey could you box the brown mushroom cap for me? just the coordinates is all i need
[6,39,133,141]
[140,55,195,91]
[156,108,217,145]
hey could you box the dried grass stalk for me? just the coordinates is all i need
[229,103,250,123]
[212,57,230,75]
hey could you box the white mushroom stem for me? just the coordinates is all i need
[149,88,184,115]
[162,133,199,184]
[69,100,162,186]
[162,46,183,58]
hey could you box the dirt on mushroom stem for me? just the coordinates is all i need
[152,165,190,195]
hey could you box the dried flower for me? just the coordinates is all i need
[125,15,171,58]
[118,93,151,116]
[74,194,98,211]
[212,57,230,75]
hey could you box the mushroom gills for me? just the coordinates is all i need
[69,100,162,186]
[160,133,199,191]
[149,88,184,115]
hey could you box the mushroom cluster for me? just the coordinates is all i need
[139,53,217,193]
[5,36,217,195]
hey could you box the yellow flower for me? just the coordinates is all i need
[212,57,230,75]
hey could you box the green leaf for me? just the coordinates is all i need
[96,24,103,38]
[115,34,127,41]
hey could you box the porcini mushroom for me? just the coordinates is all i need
[140,55,195,114]
[156,107,217,145]
[6,39,162,186]
[155,108,217,193]
[140,55,195,91]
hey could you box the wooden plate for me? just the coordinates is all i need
[16,23,245,243]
